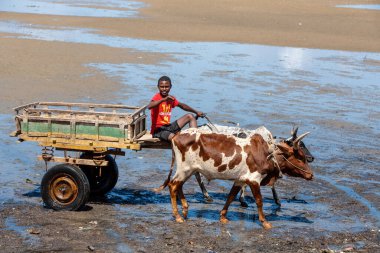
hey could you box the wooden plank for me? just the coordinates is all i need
[137,133,161,142]
[26,108,134,118]
[37,156,109,166]
[21,122,127,139]
[140,142,171,149]
[14,102,141,111]
[39,102,140,110]
[22,116,133,126]
[134,129,147,140]
[137,133,171,149]
[54,148,125,156]
[17,134,142,150]
[131,104,147,119]
[13,102,39,112]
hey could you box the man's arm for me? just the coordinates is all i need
[178,102,204,117]
[147,96,173,109]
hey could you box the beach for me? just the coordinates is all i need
[0,0,379,252]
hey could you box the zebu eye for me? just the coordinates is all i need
[295,149,306,162]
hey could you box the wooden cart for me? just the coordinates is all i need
[11,102,170,211]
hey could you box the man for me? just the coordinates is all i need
[148,76,204,141]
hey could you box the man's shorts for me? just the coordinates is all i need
[153,121,181,141]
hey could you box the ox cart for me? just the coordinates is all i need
[10,102,170,211]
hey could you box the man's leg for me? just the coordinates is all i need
[176,113,197,128]
[167,114,197,141]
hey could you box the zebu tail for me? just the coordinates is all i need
[154,148,175,192]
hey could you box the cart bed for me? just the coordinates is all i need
[11,102,170,151]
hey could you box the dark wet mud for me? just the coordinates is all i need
[1,2,380,253]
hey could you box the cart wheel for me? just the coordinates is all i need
[79,153,119,195]
[41,163,90,211]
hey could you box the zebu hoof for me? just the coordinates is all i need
[175,216,184,223]
[239,197,248,208]
[220,217,229,224]
[262,221,272,229]
[205,196,213,203]
[240,201,249,208]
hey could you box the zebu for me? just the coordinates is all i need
[156,127,313,229]
[195,125,315,207]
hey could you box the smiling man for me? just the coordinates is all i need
[147,76,204,141]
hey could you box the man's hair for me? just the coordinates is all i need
[158,76,172,86]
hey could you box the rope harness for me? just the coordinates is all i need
[280,154,313,175]
[268,143,312,176]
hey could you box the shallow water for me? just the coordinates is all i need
[0,114,42,205]
[0,19,379,233]
[0,0,145,18]
[4,216,40,245]
[337,4,380,11]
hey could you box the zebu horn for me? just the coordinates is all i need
[291,126,299,140]
[293,132,310,150]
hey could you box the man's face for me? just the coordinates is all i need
[158,81,171,97]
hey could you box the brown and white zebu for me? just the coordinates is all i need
[235,126,315,207]
[157,127,313,229]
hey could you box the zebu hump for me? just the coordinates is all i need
[197,124,273,142]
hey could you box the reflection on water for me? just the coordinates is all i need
[0,21,379,231]
[337,5,380,11]
[279,47,309,70]
[0,0,145,18]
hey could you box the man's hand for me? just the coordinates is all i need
[163,95,175,102]
[196,111,205,118]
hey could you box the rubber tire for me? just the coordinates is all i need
[41,163,90,211]
[79,153,119,195]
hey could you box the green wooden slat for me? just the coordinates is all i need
[52,123,71,134]
[75,124,97,135]
[22,122,127,139]
[22,121,48,133]
[99,126,125,138]
[21,122,27,132]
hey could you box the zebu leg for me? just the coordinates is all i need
[239,185,249,208]
[177,184,189,219]
[168,180,184,223]
[220,184,241,224]
[195,172,213,202]
[247,181,272,229]
[271,185,281,206]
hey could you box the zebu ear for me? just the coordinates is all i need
[276,142,292,156]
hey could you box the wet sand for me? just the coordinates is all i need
[1,0,380,112]
[1,0,380,252]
